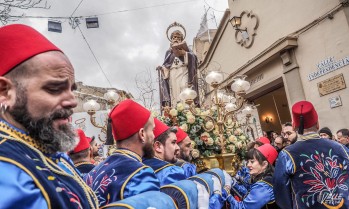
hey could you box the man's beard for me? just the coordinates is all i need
[179,149,192,162]
[142,140,154,159]
[93,150,100,157]
[8,86,77,153]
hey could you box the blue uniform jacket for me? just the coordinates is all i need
[227,179,275,209]
[0,119,98,209]
[273,134,349,209]
[175,159,197,178]
[143,157,186,186]
[84,149,160,207]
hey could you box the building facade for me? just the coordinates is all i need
[198,0,349,135]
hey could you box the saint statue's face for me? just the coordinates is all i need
[8,51,78,153]
[171,31,183,44]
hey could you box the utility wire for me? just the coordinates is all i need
[8,0,199,19]
[76,24,113,88]
[203,0,225,12]
[90,0,199,17]
[70,0,84,17]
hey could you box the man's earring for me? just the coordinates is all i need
[0,103,8,114]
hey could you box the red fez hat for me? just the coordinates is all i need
[154,118,170,139]
[292,101,318,130]
[176,127,188,144]
[72,129,90,153]
[257,137,270,145]
[109,99,151,141]
[256,144,278,165]
[86,137,93,143]
[0,24,61,76]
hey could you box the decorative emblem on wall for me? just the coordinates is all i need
[231,11,259,48]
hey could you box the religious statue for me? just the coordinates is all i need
[157,22,199,108]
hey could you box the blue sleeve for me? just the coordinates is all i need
[236,166,250,182]
[156,166,186,186]
[209,193,225,209]
[182,163,197,178]
[123,167,160,199]
[273,150,294,209]
[231,182,248,198]
[0,162,48,209]
[227,182,274,209]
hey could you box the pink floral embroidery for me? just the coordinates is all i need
[85,163,117,206]
[300,149,348,207]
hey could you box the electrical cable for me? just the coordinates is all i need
[8,0,199,19]
[70,0,84,17]
[203,0,225,12]
[76,24,113,88]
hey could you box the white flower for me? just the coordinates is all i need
[227,144,236,152]
[169,108,178,117]
[205,137,214,146]
[195,108,201,114]
[228,135,237,143]
[180,123,188,132]
[205,121,214,130]
[213,129,220,136]
[239,135,246,140]
[234,128,242,135]
[176,103,184,112]
[201,132,210,138]
[236,141,243,149]
[187,114,196,124]
[200,110,210,119]
[191,141,196,149]
[192,149,200,159]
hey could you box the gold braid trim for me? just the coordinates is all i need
[113,149,142,162]
[74,161,93,167]
[0,121,51,154]
[0,130,99,209]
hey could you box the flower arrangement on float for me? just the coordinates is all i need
[159,102,249,159]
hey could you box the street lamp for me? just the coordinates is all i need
[180,71,250,153]
[83,89,120,143]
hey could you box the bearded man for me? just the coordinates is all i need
[174,127,197,178]
[157,24,199,107]
[143,118,186,186]
[84,99,160,207]
[0,24,98,209]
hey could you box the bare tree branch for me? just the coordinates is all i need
[134,68,158,110]
[0,0,50,25]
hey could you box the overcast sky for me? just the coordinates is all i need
[5,0,228,108]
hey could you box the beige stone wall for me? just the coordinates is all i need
[227,0,340,75]
[196,0,349,133]
[294,8,349,130]
[73,82,131,113]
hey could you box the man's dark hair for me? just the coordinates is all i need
[284,122,292,127]
[337,128,349,137]
[69,149,89,162]
[155,127,177,145]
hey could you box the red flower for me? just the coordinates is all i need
[328,159,339,168]
[200,135,208,142]
[325,178,336,189]
[315,163,325,172]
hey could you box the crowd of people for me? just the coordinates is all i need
[1,24,349,209]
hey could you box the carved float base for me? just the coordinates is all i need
[195,153,241,175]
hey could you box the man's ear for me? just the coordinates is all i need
[138,128,146,144]
[153,141,163,153]
[0,77,12,98]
